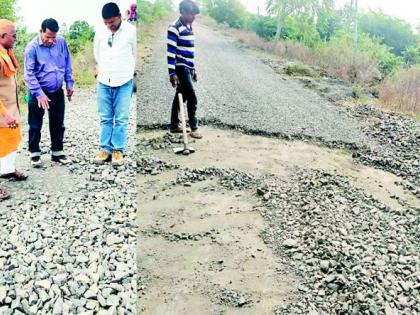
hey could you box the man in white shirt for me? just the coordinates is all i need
[94,2,136,166]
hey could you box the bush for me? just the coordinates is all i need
[322,30,402,79]
[403,45,420,66]
[378,66,420,115]
[285,62,313,76]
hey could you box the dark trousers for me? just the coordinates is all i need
[171,66,198,130]
[28,89,65,155]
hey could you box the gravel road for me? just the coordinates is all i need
[137,22,367,147]
[0,88,137,314]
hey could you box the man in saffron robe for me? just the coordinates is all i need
[0,19,28,200]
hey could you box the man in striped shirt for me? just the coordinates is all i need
[167,0,202,139]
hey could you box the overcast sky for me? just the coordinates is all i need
[17,0,419,32]
[16,0,134,32]
[243,0,419,29]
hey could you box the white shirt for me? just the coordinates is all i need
[94,21,137,87]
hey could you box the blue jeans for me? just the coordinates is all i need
[97,80,133,153]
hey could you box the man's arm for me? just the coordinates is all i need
[24,45,51,109]
[63,39,74,92]
[130,27,137,72]
[93,32,100,78]
[167,25,178,78]
[167,25,179,87]
[23,45,44,99]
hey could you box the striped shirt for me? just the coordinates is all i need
[167,18,195,76]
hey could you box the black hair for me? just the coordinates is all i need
[102,2,121,19]
[41,18,59,32]
[179,0,200,15]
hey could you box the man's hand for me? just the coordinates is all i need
[66,87,74,97]
[37,95,51,110]
[170,75,179,88]
[66,87,74,102]
[193,70,198,82]
[3,113,17,128]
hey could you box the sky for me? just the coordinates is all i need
[16,0,134,32]
[243,0,419,30]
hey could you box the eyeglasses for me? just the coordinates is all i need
[2,33,17,39]
[107,34,114,48]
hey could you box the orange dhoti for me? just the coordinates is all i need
[0,126,21,158]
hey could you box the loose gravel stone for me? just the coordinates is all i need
[0,89,137,313]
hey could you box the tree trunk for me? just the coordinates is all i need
[273,12,283,46]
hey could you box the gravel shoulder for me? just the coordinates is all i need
[0,88,137,314]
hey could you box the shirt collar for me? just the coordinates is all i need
[179,18,192,31]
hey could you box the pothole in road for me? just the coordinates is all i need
[137,127,419,314]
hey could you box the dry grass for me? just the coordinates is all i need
[378,66,420,116]
[72,43,97,87]
[210,22,382,85]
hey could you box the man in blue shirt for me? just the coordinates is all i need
[24,18,74,167]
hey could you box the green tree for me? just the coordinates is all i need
[63,21,95,54]
[266,0,322,43]
[68,21,95,41]
[402,45,420,66]
[137,0,173,24]
[205,0,248,28]
[246,15,277,39]
[359,10,417,55]
[0,0,16,21]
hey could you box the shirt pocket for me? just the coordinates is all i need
[51,48,66,69]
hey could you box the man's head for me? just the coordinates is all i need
[0,19,17,50]
[40,18,59,47]
[102,2,122,33]
[179,0,200,25]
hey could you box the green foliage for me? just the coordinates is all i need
[359,10,417,56]
[402,45,420,66]
[138,0,173,24]
[0,0,16,21]
[205,0,248,29]
[68,21,95,41]
[328,29,402,76]
[316,7,341,41]
[282,15,320,47]
[351,84,364,99]
[245,15,276,39]
[63,20,95,55]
